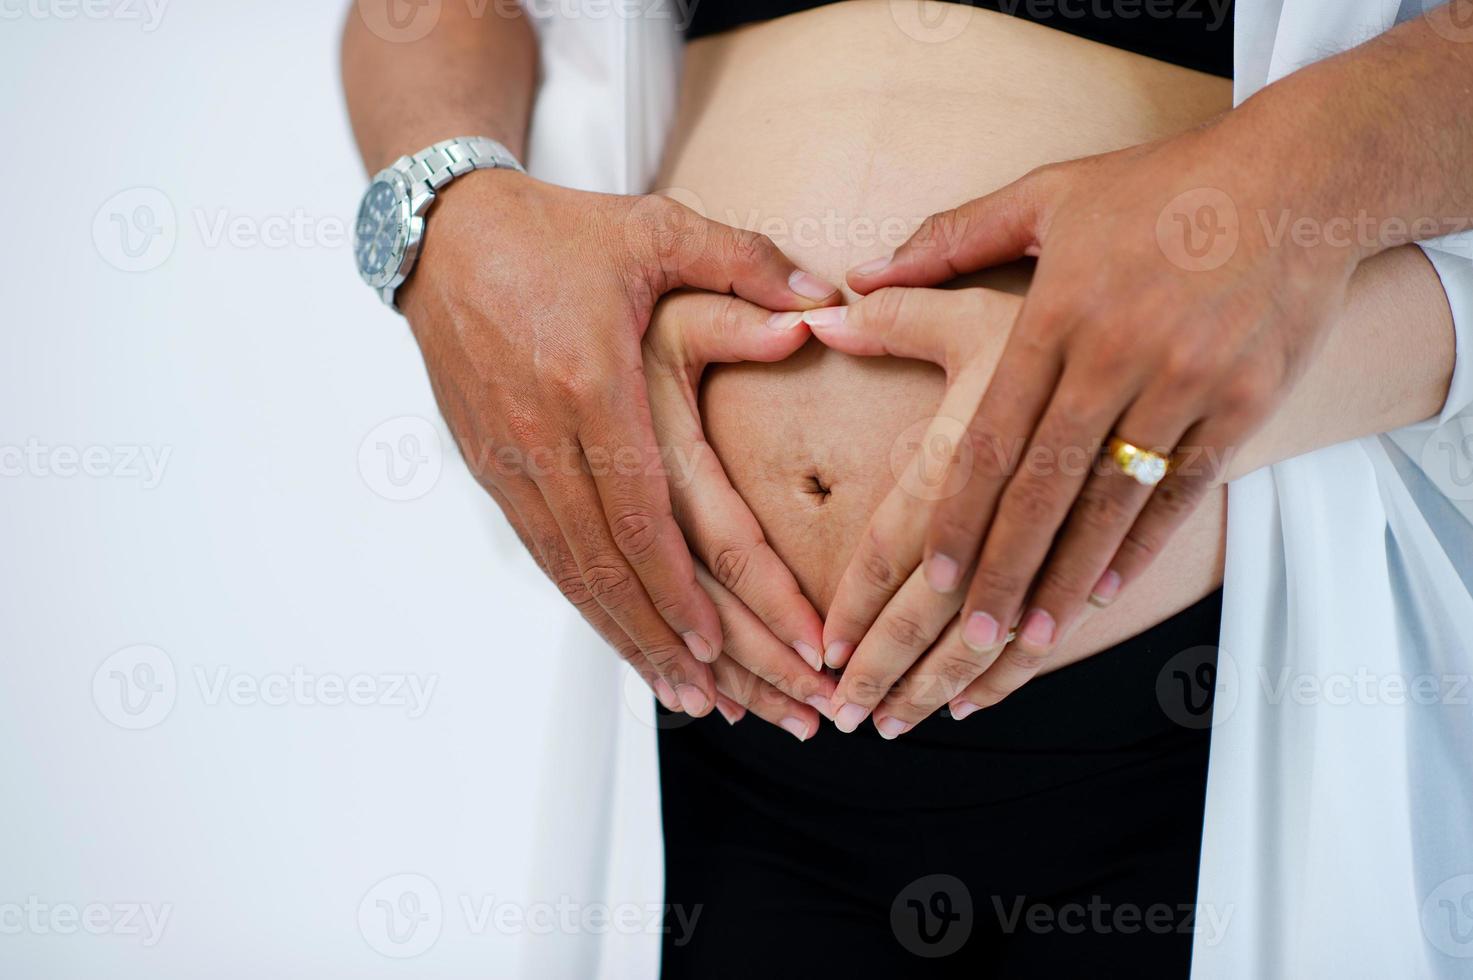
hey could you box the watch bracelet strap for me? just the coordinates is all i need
[379,136,524,309]
[393,136,525,195]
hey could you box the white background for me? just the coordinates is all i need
[0,2,602,975]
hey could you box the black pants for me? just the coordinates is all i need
[658,590,1222,979]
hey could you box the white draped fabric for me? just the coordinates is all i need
[515,3,1473,976]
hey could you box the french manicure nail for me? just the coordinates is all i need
[926,554,960,593]
[715,700,744,725]
[805,694,835,720]
[1019,608,1056,648]
[823,640,854,669]
[765,311,804,332]
[794,641,823,671]
[834,702,869,734]
[780,716,813,741]
[654,677,681,712]
[801,305,847,329]
[851,253,893,277]
[951,701,980,721]
[676,684,709,715]
[874,716,912,740]
[682,631,715,663]
[1089,570,1122,607]
[789,269,838,300]
[962,611,1000,652]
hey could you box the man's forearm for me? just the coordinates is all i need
[1235,0,1473,259]
[340,1,537,172]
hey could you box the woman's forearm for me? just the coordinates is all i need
[340,1,536,172]
[1232,245,1454,481]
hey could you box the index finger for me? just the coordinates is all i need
[845,170,1051,292]
[579,383,726,665]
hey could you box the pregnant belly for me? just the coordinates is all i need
[663,1,1231,664]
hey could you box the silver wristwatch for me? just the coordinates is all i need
[353,136,525,309]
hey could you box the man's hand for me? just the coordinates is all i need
[836,112,1364,715]
[399,171,838,717]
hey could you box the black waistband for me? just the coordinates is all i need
[685,0,1234,79]
[659,587,1224,808]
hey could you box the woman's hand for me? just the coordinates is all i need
[840,119,1362,713]
[642,289,834,727]
[801,288,1018,735]
[400,172,838,718]
[697,564,833,741]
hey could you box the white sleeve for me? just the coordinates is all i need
[1416,233,1473,427]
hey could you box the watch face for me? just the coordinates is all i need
[354,176,408,288]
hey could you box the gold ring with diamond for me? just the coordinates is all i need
[1106,436,1170,487]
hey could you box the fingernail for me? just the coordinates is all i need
[682,631,716,663]
[851,253,892,277]
[801,305,847,330]
[926,554,960,593]
[765,310,804,332]
[1089,570,1121,608]
[794,641,823,671]
[962,611,1000,652]
[1019,608,1055,648]
[834,702,869,734]
[951,701,980,721]
[823,640,854,669]
[715,700,744,725]
[804,694,835,720]
[654,677,681,712]
[780,716,813,741]
[675,684,710,715]
[874,716,912,740]
[788,269,837,300]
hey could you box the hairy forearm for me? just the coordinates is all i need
[1233,0,1473,259]
[340,1,537,172]
[1233,244,1454,480]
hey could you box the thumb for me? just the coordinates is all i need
[631,195,840,309]
[847,170,1049,292]
[803,287,1016,370]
